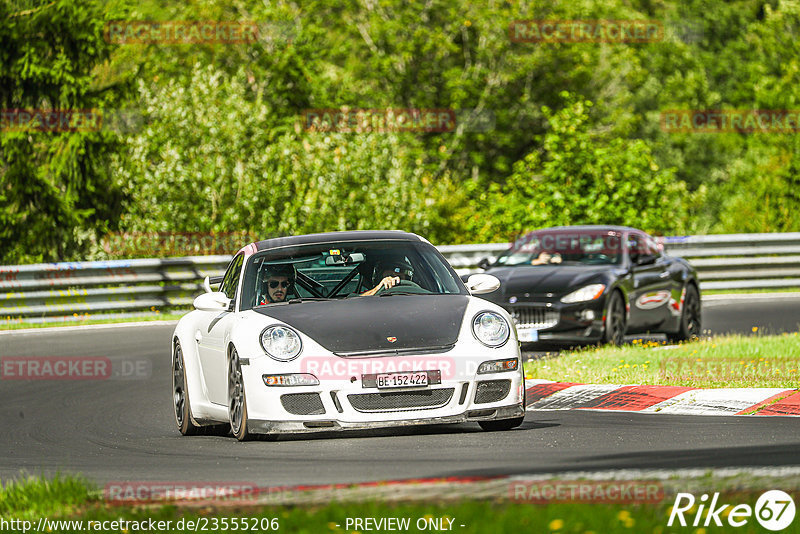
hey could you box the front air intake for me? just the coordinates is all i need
[280,393,326,415]
[474,380,511,404]
[347,388,454,412]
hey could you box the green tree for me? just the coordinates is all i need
[113,65,458,246]
[472,95,695,242]
[0,0,126,263]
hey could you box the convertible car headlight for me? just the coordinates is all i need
[472,311,510,347]
[260,325,303,361]
[561,284,606,303]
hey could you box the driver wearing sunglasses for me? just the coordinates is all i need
[259,264,296,304]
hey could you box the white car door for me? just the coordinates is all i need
[197,253,243,406]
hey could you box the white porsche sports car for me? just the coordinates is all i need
[171,231,526,441]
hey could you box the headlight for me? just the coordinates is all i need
[260,325,303,361]
[478,358,519,374]
[472,311,510,347]
[561,284,606,303]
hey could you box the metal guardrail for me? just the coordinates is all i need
[0,257,229,319]
[2,233,799,321]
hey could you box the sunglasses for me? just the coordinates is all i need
[268,280,291,289]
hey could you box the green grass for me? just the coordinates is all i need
[524,333,800,388]
[702,287,800,295]
[0,474,93,521]
[0,312,186,331]
[2,475,797,534]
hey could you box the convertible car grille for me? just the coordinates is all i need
[280,393,326,415]
[510,307,559,330]
[474,380,511,404]
[347,388,454,413]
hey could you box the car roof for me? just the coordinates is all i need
[253,230,423,252]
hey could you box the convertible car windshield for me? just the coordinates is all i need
[495,230,623,266]
[241,240,466,309]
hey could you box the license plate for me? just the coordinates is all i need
[518,329,539,342]
[375,372,429,389]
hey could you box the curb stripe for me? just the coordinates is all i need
[523,379,799,416]
[524,381,579,405]
[755,391,800,416]
[576,385,697,411]
[736,390,796,415]
[641,388,791,415]
[529,384,623,410]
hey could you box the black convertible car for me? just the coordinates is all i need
[471,226,701,346]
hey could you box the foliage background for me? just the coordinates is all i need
[2,0,800,262]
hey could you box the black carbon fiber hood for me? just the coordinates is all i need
[253,294,469,354]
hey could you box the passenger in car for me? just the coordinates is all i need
[530,251,563,265]
[259,264,296,304]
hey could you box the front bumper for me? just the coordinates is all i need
[240,341,525,434]
[247,403,525,434]
[505,297,608,345]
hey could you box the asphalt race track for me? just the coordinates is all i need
[1,296,798,486]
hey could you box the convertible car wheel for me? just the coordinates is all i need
[603,291,626,346]
[228,348,253,442]
[173,341,202,435]
[668,284,701,342]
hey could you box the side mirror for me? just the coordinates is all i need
[477,258,491,270]
[194,291,232,312]
[203,275,224,293]
[465,274,501,295]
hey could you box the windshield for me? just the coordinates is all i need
[240,240,466,310]
[495,230,623,266]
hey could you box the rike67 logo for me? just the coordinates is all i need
[668,490,796,531]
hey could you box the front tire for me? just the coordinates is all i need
[602,290,627,346]
[228,347,253,441]
[668,284,701,342]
